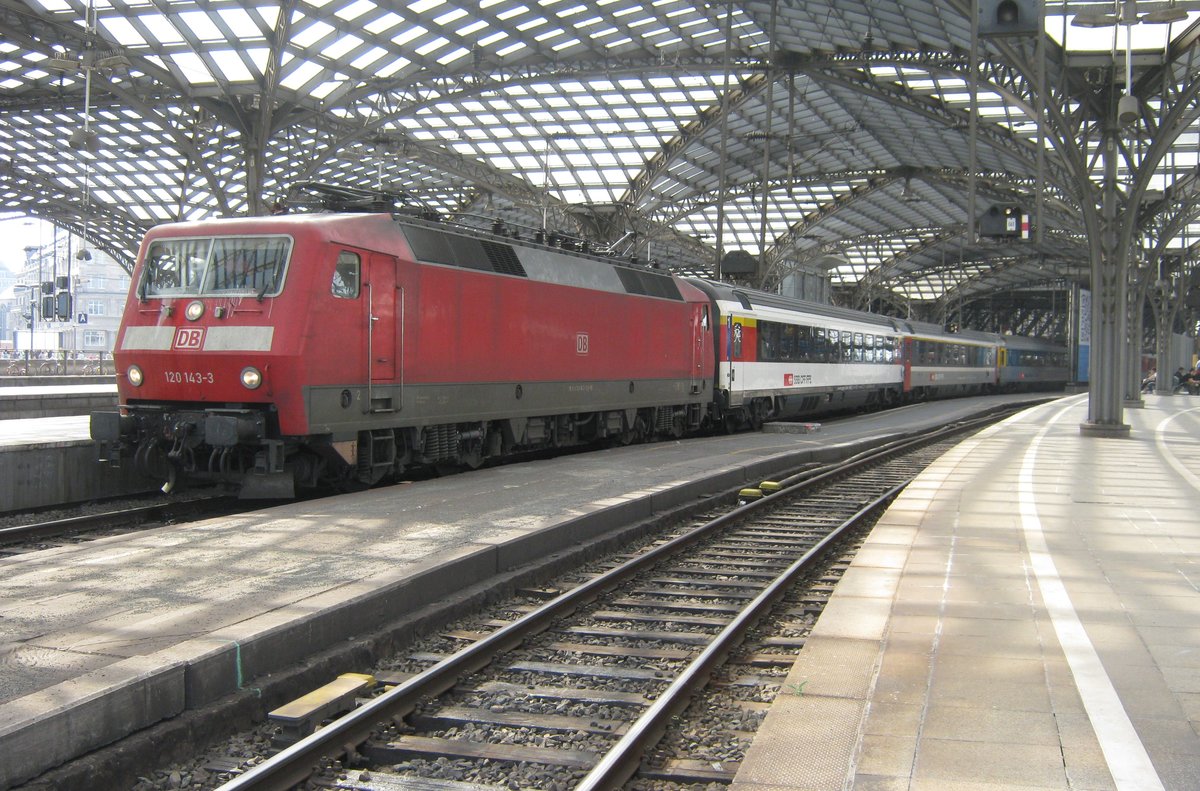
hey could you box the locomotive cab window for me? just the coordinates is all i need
[331,252,360,299]
[207,237,290,296]
[140,238,208,296]
[140,235,292,298]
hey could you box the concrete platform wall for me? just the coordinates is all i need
[0,442,155,512]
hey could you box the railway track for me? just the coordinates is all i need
[206,412,1006,791]
[0,495,243,552]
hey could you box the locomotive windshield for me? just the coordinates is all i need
[139,235,292,299]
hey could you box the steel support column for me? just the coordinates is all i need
[1081,129,1130,436]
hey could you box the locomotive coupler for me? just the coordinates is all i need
[166,420,196,462]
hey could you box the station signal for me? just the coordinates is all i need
[55,290,73,320]
[39,278,74,320]
[978,0,1040,37]
[978,204,1030,240]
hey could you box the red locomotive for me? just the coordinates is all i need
[93,187,718,497]
[91,184,1068,497]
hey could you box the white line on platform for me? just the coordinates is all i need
[1154,406,1200,492]
[1020,402,1165,791]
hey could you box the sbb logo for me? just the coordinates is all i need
[784,373,794,387]
[174,328,205,350]
[576,332,589,355]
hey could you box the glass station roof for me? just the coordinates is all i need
[2,0,1200,313]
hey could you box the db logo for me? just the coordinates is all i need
[576,332,589,355]
[174,328,205,350]
[784,373,794,386]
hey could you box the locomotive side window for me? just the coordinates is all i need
[331,252,360,298]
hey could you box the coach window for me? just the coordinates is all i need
[758,321,774,361]
[332,251,360,298]
[820,328,834,362]
[796,326,812,362]
[779,324,798,361]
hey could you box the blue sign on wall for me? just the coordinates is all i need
[1076,288,1090,382]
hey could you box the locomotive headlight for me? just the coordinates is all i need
[127,365,144,387]
[240,366,263,390]
[185,300,205,321]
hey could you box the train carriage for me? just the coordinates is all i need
[998,334,1070,391]
[685,281,910,426]
[902,325,999,399]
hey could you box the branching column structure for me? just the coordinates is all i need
[1086,126,1130,434]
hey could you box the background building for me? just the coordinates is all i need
[1,235,129,356]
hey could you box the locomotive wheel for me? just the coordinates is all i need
[723,413,739,434]
[461,446,484,469]
[618,414,645,445]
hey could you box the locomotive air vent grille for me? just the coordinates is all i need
[614,267,683,301]
[482,241,527,277]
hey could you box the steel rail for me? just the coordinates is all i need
[0,497,237,546]
[214,411,1014,791]
[575,480,908,790]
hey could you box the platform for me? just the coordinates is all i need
[0,383,117,419]
[732,392,1200,791]
[0,382,143,513]
[0,394,1044,789]
[0,413,153,512]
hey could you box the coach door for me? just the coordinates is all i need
[364,253,400,410]
[726,313,744,407]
